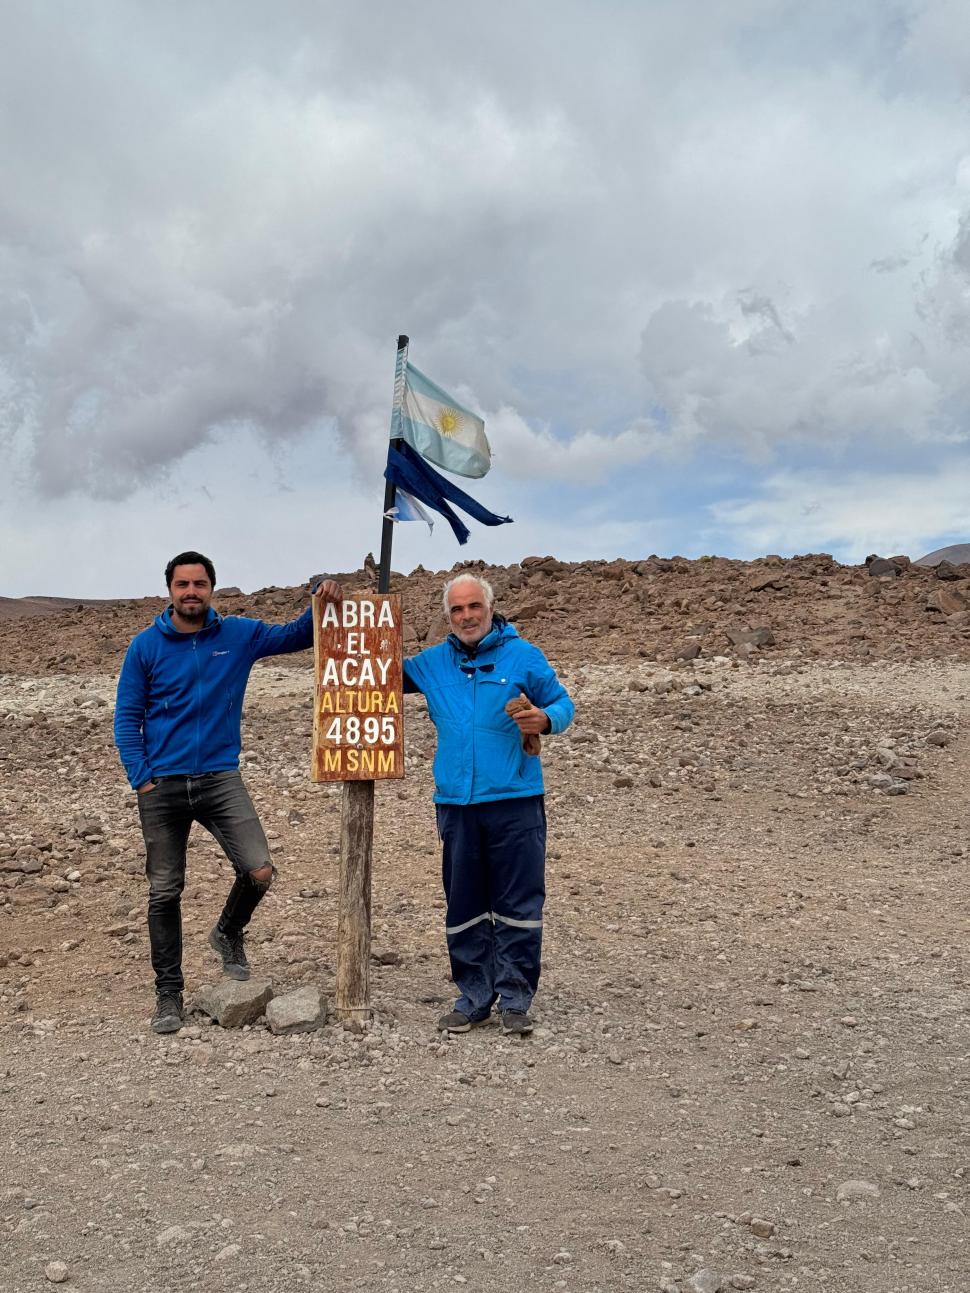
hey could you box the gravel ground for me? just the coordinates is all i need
[2,648,969,1292]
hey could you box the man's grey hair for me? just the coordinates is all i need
[442,574,495,616]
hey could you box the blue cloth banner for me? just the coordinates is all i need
[384,440,512,546]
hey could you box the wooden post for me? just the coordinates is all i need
[336,779,373,1027]
[331,334,409,1027]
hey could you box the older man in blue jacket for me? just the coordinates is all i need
[404,573,574,1036]
[115,550,341,1035]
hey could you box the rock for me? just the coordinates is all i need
[214,1243,242,1261]
[686,1269,724,1293]
[156,1224,194,1247]
[265,986,328,1035]
[520,555,565,573]
[867,557,900,578]
[371,948,403,966]
[836,1179,880,1202]
[926,729,949,746]
[195,979,274,1028]
[926,587,968,615]
[44,1262,69,1284]
[935,560,963,581]
[749,1217,774,1238]
[676,641,701,661]
[730,1278,756,1291]
[725,626,775,649]
[748,573,784,592]
[508,600,550,621]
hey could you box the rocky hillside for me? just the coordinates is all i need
[3,551,970,675]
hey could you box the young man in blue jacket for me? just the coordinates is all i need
[404,574,574,1036]
[114,550,341,1034]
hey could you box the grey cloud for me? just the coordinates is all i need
[3,0,970,505]
[871,254,911,273]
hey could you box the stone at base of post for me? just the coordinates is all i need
[335,779,373,1026]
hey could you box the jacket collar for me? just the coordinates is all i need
[154,605,222,639]
[448,613,516,660]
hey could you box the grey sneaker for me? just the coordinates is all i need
[151,991,184,1034]
[437,1010,478,1033]
[500,1010,534,1036]
[208,925,250,981]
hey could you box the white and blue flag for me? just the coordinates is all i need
[383,487,435,535]
[396,362,490,479]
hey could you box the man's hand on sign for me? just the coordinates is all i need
[313,579,343,606]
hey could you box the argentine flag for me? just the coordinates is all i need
[397,362,490,479]
[383,487,435,535]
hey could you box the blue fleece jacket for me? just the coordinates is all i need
[403,618,574,805]
[114,604,313,790]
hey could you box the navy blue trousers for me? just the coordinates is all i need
[435,795,546,1018]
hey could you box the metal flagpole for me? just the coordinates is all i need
[335,334,409,1028]
[378,334,409,595]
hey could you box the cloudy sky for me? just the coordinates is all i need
[3,0,970,597]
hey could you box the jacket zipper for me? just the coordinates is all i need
[193,637,201,774]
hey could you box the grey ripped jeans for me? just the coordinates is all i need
[137,770,273,993]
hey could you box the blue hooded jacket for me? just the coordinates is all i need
[403,617,574,805]
[114,605,313,790]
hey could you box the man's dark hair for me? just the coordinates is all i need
[165,551,216,590]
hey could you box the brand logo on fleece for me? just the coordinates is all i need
[212,650,230,657]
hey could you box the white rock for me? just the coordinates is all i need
[836,1179,880,1202]
[686,1270,724,1293]
[156,1224,193,1246]
[265,985,328,1035]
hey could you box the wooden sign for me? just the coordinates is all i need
[311,593,404,781]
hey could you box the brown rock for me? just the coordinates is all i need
[508,601,550,622]
[867,558,901,578]
[926,587,968,615]
[935,560,963,581]
[726,626,775,648]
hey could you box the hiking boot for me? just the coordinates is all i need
[500,1009,534,1036]
[151,991,184,1034]
[208,925,250,981]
